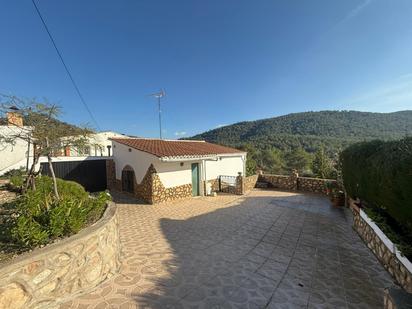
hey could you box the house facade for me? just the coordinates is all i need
[63,131,129,157]
[107,138,246,203]
[0,112,32,175]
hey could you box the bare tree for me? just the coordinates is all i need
[0,94,93,199]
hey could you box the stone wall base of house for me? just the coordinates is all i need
[350,200,412,293]
[152,173,192,204]
[0,202,120,309]
[107,161,193,204]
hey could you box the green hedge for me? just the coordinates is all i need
[10,176,110,248]
[341,137,412,235]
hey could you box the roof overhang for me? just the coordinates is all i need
[159,152,246,162]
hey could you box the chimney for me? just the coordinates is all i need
[7,112,23,127]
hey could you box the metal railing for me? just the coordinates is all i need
[218,175,237,193]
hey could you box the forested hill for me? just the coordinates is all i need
[189,110,412,153]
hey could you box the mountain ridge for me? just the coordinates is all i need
[189,110,412,153]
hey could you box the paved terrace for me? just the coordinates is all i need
[62,190,393,309]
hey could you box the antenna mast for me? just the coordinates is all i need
[149,90,165,139]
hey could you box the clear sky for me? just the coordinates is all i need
[1,0,412,138]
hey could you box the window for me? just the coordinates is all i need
[78,146,91,156]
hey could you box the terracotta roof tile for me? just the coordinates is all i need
[111,138,244,158]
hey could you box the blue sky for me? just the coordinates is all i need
[1,0,412,138]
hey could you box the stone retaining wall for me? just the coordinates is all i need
[384,287,412,309]
[297,177,331,194]
[258,173,336,195]
[259,174,296,190]
[0,202,120,308]
[351,200,412,293]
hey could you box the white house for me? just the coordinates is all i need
[64,131,129,157]
[0,112,33,175]
[109,138,246,203]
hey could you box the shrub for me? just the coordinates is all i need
[10,175,24,188]
[341,137,412,229]
[9,176,109,248]
[0,168,25,179]
[341,137,412,257]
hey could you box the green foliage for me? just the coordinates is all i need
[188,110,412,178]
[0,168,25,180]
[240,144,258,176]
[285,147,312,174]
[10,175,24,188]
[260,148,285,174]
[8,176,110,248]
[363,207,412,260]
[312,147,333,178]
[191,111,412,148]
[341,137,412,257]
[12,216,49,247]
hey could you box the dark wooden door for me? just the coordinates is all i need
[122,170,135,193]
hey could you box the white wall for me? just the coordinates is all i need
[156,156,245,188]
[113,141,157,183]
[113,140,245,190]
[70,131,128,157]
[205,156,245,180]
[0,126,30,173]
[156,161,194,188]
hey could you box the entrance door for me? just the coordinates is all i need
[122,170,134,193]
[191,163,200,196]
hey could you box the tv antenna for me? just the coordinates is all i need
[148,90,165,139]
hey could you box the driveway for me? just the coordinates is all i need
[61,190,393,309]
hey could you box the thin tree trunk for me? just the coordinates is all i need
[47,154,59,200]
[24,153,39,193]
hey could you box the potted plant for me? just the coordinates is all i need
[326,181,345,207]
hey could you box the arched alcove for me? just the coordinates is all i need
[121,165,135,193]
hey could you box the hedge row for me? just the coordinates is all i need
[341,137,412,231]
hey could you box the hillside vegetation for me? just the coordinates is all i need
[190,110,412,176]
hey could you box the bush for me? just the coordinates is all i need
[0,168,25,180]
[10,175,24,188]
[341,137,412,257]
[9,176,110,248]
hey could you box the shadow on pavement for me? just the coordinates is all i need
[127,192,393,308]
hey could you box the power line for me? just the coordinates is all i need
[31,0,101,131]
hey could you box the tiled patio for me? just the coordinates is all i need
[61,190,394,309]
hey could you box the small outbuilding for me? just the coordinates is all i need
[107,138,247,203]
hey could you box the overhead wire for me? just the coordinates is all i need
[31,0,101,130]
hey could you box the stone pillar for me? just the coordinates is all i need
[106,159,116,190]
[235,173,244,195]
[290,169,299,191]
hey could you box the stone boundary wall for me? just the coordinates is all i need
[0,202,120,309]
[258,174,296,190]
[350,200,412,293]
[258,173,336,195]
[241,175,259,194]
[297,177,332,194]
